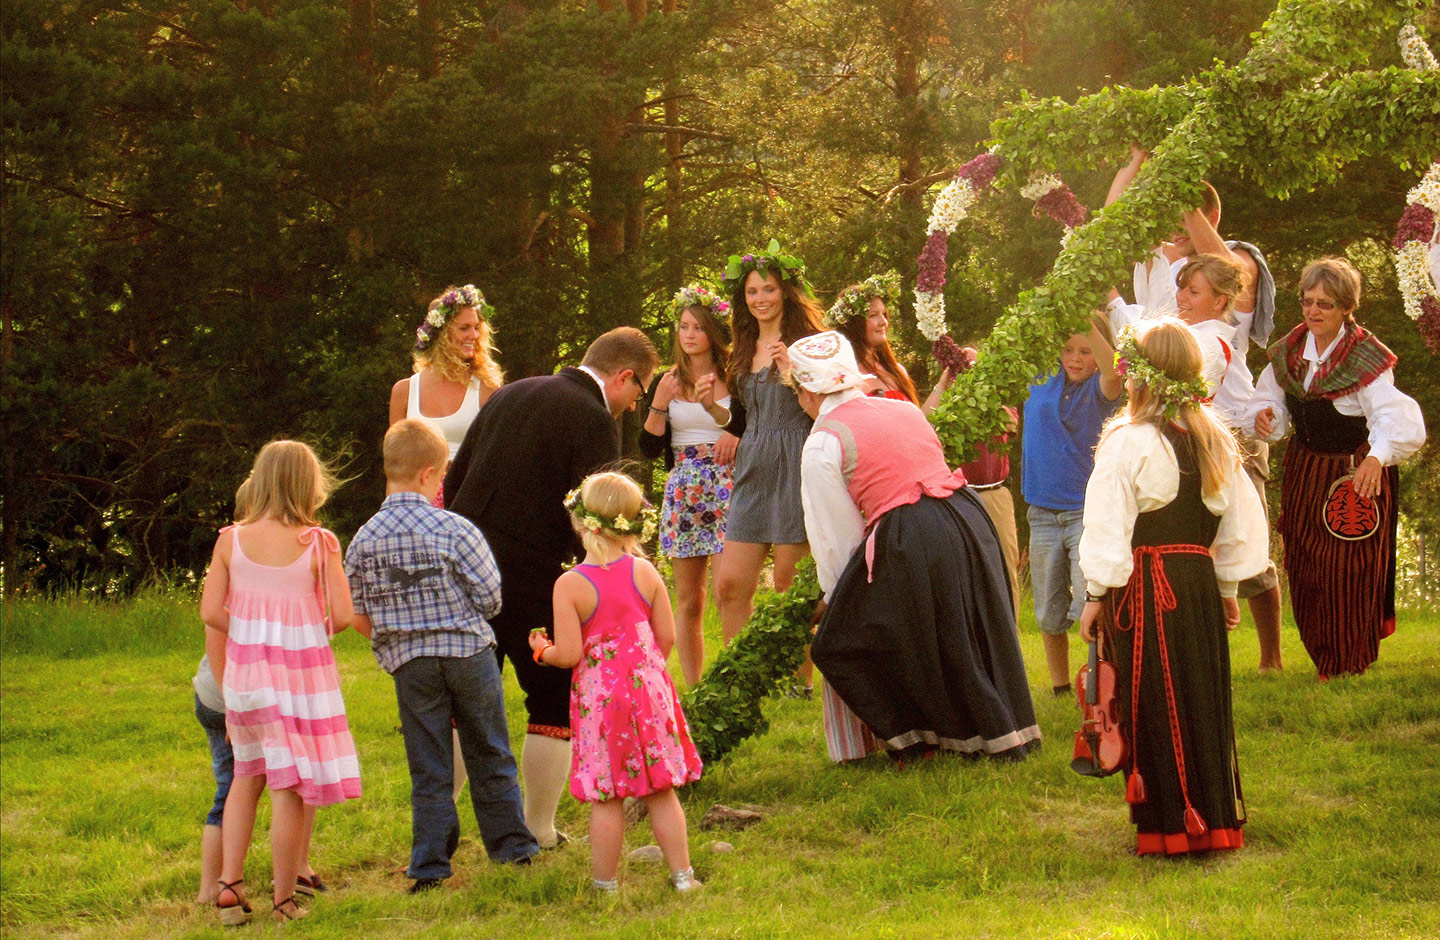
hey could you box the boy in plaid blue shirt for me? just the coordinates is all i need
[347,420,539,890]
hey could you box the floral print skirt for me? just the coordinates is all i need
[660,444,732,559]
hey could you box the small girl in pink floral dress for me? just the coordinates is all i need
[529,472,704,894]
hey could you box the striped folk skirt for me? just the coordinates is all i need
[1278,441,1399,678]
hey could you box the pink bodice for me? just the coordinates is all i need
[812,396,966,527]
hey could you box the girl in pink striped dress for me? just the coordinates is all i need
[199,441,360,925]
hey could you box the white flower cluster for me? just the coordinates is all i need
[914,291,947,342]
[426,309,447,327]
[926,178,978,235]
[1396,240,1435,321]
[1408,162,1440,216]
[1020,173,1063,202]
[1400,22,1439,72]
[1396,162,1440,322]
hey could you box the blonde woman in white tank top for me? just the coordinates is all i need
[387,284,505,800]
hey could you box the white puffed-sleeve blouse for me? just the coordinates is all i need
[1079,421,1271,599]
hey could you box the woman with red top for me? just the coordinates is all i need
[1078,319,1269,856]
[1248,258,1426,678]
[792,331,1039,764]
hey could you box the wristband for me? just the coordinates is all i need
[532,639,553,665]
[649,405,669,417]
[1085,591,1106,603]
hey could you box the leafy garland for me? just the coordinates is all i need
[680,558,821,765]
[923,0,1438,464]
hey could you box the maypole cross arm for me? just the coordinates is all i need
[926,0,1439,463]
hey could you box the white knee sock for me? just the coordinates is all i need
[521,733,572,848]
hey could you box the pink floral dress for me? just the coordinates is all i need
[568,555,703,802]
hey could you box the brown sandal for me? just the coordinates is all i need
[216,880,252,927]
[272,895,307,924]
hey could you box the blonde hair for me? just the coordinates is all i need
[569,471,646,562]
[384,419,449,482]
[239,440,337,527]
[1177,253,1247,322]
[1103,320,1237,499]
[233,476,253,523]
[413,289,505,390]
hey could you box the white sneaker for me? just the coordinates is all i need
[670,868,703,892]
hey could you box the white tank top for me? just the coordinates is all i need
[669,396,731,447]
[407,372,483,459]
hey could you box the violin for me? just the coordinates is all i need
[1071,638,1127,777]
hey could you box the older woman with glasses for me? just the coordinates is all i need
[1247,258,1426,679]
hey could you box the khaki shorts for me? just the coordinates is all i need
[1236,436,1280,598]
[973,485,1021,623]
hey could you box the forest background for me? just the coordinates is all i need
[3,0,1437,596]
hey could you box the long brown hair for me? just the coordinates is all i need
[672,305,732,398]
[834,298,919,405]
[1101,319,1237,499]
[727,273,824,384]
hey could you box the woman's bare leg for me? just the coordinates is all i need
[670,555,711,685]
[715,540,771,645]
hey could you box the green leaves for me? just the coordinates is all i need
[681,558,822,766]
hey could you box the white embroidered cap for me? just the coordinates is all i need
[787,331,873,395]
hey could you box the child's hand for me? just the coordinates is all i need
[527,629,551,653]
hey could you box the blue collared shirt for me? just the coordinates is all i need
[345,492,502,674]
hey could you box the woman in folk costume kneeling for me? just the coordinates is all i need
[791,331,1040,764]
[1077,319,1269,856]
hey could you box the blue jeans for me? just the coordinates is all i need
[1027,505,1086,635]
[194,694,233,827]
[393,651,539,877]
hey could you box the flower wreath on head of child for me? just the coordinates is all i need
[563,487,658,543]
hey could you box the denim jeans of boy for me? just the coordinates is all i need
[194,694,233,827]
[393,651,539,878]
[1027,504,1086,635]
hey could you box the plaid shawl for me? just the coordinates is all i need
[1266,322,1397,401]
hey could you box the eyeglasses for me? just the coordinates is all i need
[1299,297,1337,311]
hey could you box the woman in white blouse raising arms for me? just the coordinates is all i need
[1248,258,1426,679]
[1078,319,1269,857]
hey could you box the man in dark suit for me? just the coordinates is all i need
[445,326,658,848]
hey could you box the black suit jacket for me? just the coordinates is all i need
[445,367,620,568]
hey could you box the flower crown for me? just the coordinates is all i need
[824,271,901,327]
[563,487,658,543]
[1113,325,1211,421]
[670,284,730,319]
[721,239,813,295]
[414,284,495,353]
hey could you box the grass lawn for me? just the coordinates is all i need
[2,589,1438,939]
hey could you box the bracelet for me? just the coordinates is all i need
[532,639,553,665]
[1085,591,1106,603]
[649,405,669,417]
